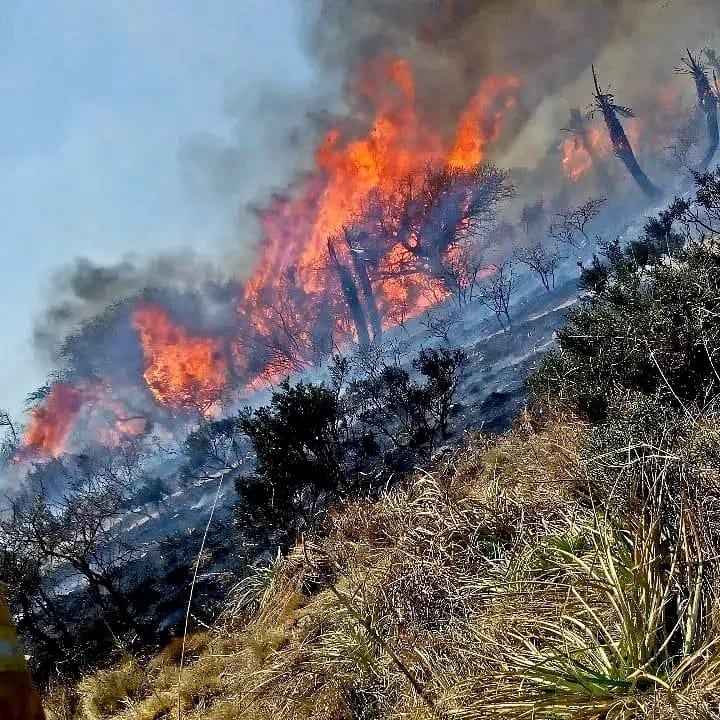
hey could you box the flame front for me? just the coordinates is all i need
[23,384,83,458]
[132,303,228,415]
[236,59,521,384]
[20,58,523,455]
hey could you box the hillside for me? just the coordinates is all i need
[43,177,720,719]
[46,414,719,720]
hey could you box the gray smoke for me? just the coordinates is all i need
[33,254,229,360]
[307,0,720,171]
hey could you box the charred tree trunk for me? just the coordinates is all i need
[345,231,382,340]
[328,241,370,350]
[592,67,661,200]
[605,115,660,199]
[700,102,719,171]
[685,51,719,171]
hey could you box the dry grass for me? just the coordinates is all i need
[48,412,720,719]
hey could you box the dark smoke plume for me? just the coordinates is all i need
[308,0,720,172]
[33,254,228,361]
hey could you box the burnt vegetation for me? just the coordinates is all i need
[43,168,720,720]
[11,46,720,718]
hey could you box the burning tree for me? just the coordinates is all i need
[590,66,661,200]
[391,164,510,289]
[679,50,719,172]
[561,107,612,185]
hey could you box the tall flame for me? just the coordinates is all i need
[236,59,521,384]
[132,303,229,414]
[23,384,83,458]
[448,75,521,170]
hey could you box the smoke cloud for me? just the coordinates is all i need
[33,254,230,360]
[31,1,720,365]
[308,0,720,171]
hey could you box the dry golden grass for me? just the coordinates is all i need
[49,413,720,720]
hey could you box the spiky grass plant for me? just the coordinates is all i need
[446,511,720,720]
[228,548,286,619]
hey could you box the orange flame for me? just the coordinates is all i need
[448,75,522,170]
[23,384,83,458]
[561,121,644,182]
[235,59,521,385]
[20,382,144,458]
[132,303,228,414]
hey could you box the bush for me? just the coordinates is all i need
[530,237,720,422]
[233,348,467,547]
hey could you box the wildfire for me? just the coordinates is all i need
[18,58,523,458]
[132,303,229,414]
[21,382,145,458]
[561,121,643,182]
[235,58,521,385]
[23,384,83,458]
[12,52,702,464]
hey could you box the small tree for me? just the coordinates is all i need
[549,198,607,249]
[182,415,246,479]
[478,261,516,329]
[2,448,148,643]
[234,348,467,546]
[514,241,565,292]
[444,240,487,306]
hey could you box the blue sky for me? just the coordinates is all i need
[0,1,318,417]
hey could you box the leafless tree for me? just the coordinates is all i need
[664,107,704,173]
[514,240,565,293]
[478,261,516,330]
[237,269,319,383]
[1,448,147,639]
[0,410,18,444]
[0,410,19,467]
[420,308,461,344]
[520,198,546,235]
[549,197,607,248]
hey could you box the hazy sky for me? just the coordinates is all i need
[0,1,317,417]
